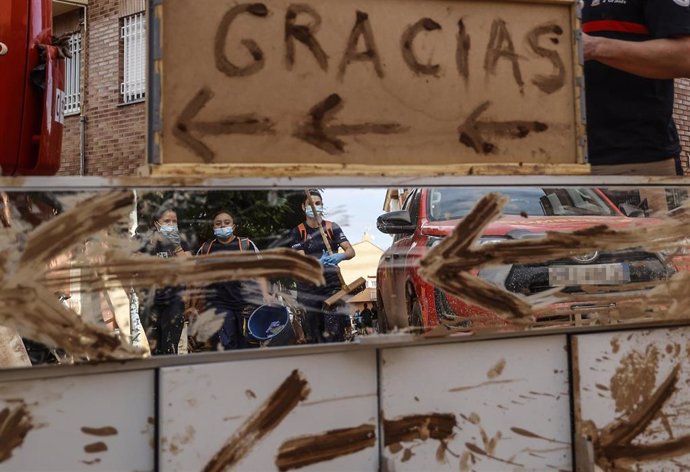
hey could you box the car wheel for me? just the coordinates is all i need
[408,297,423,329]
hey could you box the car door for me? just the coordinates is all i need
[388,189,421,323]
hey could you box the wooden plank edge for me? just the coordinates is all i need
[145,163,592,177]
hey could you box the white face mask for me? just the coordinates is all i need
[305,205,324,218]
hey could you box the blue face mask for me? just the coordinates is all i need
[214,226,234,239]
[159,224,181,245]
[159,224,178,236]
[305,205,324,218]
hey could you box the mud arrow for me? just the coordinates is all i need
[173,87,275,163]
[293,93,408,155]
[458,101,548,155]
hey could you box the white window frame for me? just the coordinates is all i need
[64,32,81,116]
[120,12,146,104]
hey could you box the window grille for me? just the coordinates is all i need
[64,33,81,115]
[120,12,146,104]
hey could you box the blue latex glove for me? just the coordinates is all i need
[319,250,330,266]
[322,253,346,266]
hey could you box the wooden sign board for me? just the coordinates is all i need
[149,0,584,175]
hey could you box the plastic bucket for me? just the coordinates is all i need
[248,305,295,346]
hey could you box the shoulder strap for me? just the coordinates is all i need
[324,221,334,241]
[298,222,334,242]
[199,239,216,255]
[239,238,252,252]
[298,223,307,242]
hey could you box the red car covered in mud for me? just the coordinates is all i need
[376,187,675,331]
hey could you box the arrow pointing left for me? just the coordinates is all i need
[173,87,276,163]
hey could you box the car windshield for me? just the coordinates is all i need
[427,187,617,221]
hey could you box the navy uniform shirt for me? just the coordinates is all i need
[583,0,690,165]
[287,221,349,289]
[198,237,262,312]
[144,236,190,304]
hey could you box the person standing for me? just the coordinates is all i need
[287,190,355,343]
[360,303,373,332]
[142,208,191,355]
[196,211,272,350]
[582,0,690,176]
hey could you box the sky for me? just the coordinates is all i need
[322,188,393,250]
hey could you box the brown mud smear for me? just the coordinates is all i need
[0,402,33,462]
[275,424,376,471]
[81,426,118,436]
[449,378,522,393]
[419,193,690,322]
[610,346,659,415]
[487,358,506,379]
[1,191,142,360]
[465,441,524,467]
[44,248,324,292]
[203,369,310,472]
[83,441,108,454]
[511,427,568,444]
[384,413,456,447]
[580,364,690,470]
[610,337,620,354]
[2,190,322,360]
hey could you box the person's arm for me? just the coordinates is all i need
[173,240,192,257]
[584,34,690,79]
[339,241,355,260]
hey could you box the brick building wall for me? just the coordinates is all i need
[676,78,690,173]
[55,0,146,176]
[53,10,83,175]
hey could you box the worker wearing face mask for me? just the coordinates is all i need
[141,207,191,355]
[194,210,272,350]
[286,190,355,343]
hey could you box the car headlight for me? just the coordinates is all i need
[477,236,509,246]
[427,236,508,248]
[427,236,444,248]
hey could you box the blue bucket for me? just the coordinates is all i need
[248,305,295,346]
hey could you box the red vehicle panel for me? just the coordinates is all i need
[0,0,63,175]
[376,187,675,332]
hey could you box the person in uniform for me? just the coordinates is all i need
[286,190,355,343]
[142,207,191,355]
[196,210,272,349]
[583,0,690,175]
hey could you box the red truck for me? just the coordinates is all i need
[0,0,64,175]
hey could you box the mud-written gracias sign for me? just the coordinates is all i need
[154,0,583,169]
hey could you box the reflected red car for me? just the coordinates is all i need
[376,187,675,331]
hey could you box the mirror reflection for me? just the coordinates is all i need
[1,185,689,368]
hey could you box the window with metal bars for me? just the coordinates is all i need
[64,33,81,115]
[120,12,146,104]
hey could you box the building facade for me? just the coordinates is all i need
[54,0,690,176]
[54,0,145,176]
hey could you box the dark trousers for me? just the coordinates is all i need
[148,298,185,355]
[211,305,246,350]
[297,284,345,344]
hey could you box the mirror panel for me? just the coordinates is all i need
[0,184,688,368]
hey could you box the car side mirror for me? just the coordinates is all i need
[377,211,416,235]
